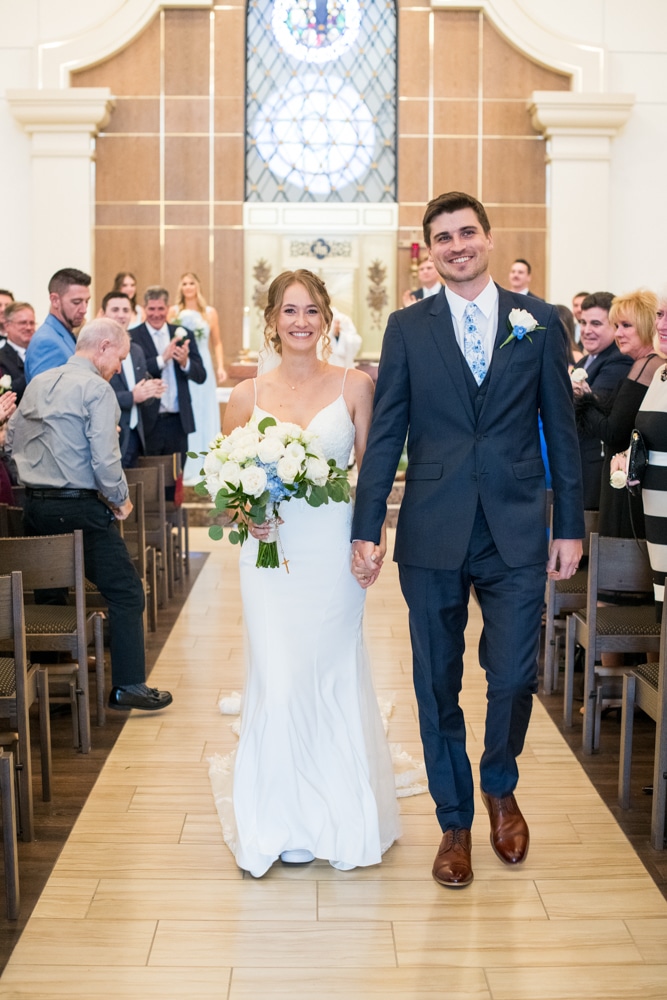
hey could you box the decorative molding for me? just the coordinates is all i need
[243,203,398,234]
[37,0,214,88]
[528,91,635,140]
[7,88,114,156]
[430,0,604,93]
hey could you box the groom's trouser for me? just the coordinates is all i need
[398,501,545,832]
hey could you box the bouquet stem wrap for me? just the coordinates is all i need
[257,502,281,569]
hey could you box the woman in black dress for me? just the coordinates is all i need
[635,293,667,619]
[574,289,662,539]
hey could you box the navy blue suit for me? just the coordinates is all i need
[130,323,206,465]
[352,284,584,830]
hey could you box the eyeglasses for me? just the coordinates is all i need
[6,320,35,328]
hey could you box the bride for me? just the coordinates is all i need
[209,269,401,877]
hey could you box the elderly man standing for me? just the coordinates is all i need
[8,318,172,712]
[0,301,36,403]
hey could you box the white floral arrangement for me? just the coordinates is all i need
[0,374,12,394]
[499,308,544,349]
[193,415,350,569]
[571,368,589,384]
[173,309,206,342]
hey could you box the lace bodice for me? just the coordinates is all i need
[253,392,355,469]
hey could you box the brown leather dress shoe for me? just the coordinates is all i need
[432,828,473,888]
[480,790,529,864]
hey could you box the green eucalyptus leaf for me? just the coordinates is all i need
[208,524,224,541]
[258,416,277,434]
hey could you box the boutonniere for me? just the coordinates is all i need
[0,374,12,394]
[499,309,544,349]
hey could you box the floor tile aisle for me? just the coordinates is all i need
[2,528,667,999]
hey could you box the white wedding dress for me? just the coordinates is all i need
[209,379,401,877]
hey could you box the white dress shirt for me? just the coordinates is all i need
[147,323,179,413]
[121,354,139,429]
[445,279,499,371]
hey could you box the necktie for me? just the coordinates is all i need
[463,302,487,386]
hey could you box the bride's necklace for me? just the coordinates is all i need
[278,365,324,391]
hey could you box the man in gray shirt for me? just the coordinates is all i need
[8,318,172,712]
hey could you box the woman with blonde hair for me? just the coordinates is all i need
[574,288,662,538]
[169,272,227,483]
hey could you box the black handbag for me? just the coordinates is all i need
[627,428,647,496]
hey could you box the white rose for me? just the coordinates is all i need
[277,421,304,443]
[610,470,628,490]
[206,472,224,498]
[508,308,538,333]
[257,436,285,464]
[571,368,588,384]
[284,441,306,464]
[219,460,242,488]
[0,374,11,390]
[263,424,283,439]
[228,431,260,463]
[305,456,329,487]
[203,449,225,475]
[239,465,267,498]
[276,456,301,484]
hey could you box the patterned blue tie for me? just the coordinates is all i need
[463,302,487,386]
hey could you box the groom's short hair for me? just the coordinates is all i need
[423,191,491,244]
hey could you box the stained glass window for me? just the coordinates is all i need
[245,0,397,202]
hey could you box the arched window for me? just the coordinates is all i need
[246,0,397,202]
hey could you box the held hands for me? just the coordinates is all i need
[351,540,385,589]
[132,378,167,404]
[546,538,583,581]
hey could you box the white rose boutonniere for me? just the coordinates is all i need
[499,308,544,349]
[571,368,588,384]
[0,374,12,393]
[610,470,628,490]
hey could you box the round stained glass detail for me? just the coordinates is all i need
[272,0,361,64]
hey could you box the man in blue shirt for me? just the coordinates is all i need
[25,267,91,382]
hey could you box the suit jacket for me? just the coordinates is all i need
[0,342,26,402]
[129,323,206,437]
[572,343,632,508]
[109,341,151,462]
[352,284,585,570]
[24,313,76,383]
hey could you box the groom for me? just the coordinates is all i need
[352,191,584,888]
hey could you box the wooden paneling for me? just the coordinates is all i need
[164,136,209,202]
[491,229,549,297]
[72,15,161,96]
[434,100,478,136]
[164,9,210,97]
[165,98,210,134]
[488,205,547,230]
[433,10,480,100]
[96,204,160,228]
[214,9,247,99]
[482,138,546,204]
[103,99,160,135]
[94,229,161,306]
[482,18,571,99]
[483,100,539,137]
[214,230,244,357]
[213,137,245,202]
[398,99,429,136]
[95,136,160,203]
[165,204,209,227]
[432,137,478,196]
[214,97,244,134]
[164,230,210,296]
[214,204,244,228]
[397,10,430,98]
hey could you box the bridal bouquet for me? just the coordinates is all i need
[193,415,350,569]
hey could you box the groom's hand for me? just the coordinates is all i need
[352,540,384,589]
[547,538,583,580]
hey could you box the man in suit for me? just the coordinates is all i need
[130,286,206,469]
[508,258,543,300]
[0,301,35,403]
[402,257,442,307]
[0,289,15,345]
[25,268,91,382]
[352,191,584,888]
[104,291,166,467]
[572,291,632,509]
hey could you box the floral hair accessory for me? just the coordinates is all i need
[499,308,544,349]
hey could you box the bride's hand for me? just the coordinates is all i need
[248,517,283,540]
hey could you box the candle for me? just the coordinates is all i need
[410,241,420,261]
[242,306,250,351]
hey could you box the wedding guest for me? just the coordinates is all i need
[112,272,145,328]
[0,301,36,403]
[574,289,662,539]
[571,291,589,346]
[25,267,91,382]
[168,272,225,483]
[402,258,442,307]
[328,306,362,368]
[508,259,535,297]
[0,289,15,343]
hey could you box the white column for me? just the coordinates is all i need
[6,88,113,313]
[528,92,634,303]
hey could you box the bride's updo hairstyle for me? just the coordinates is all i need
[263,269,333,359]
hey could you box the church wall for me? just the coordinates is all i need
[0,0,666,321]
